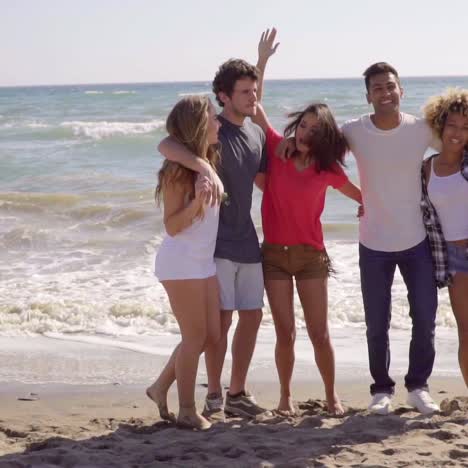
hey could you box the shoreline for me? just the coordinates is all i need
[0,326,461,385]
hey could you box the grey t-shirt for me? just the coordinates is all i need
[215,115,266,263]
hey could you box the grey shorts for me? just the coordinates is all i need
[214,258,264,311]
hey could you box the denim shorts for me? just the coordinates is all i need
[447,243,468,274]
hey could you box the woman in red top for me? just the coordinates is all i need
[254,29,363,415]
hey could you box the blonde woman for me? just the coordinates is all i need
[422,88,468,386]
[146,96,222,430]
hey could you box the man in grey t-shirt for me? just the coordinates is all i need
[215,113,266,263]
[157,59,268,420]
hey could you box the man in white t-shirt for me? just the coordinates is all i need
[342,62,439,415]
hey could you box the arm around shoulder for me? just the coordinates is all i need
[158,136,207,172]
[157,136,222,205]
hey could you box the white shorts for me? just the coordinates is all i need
[214,258,264,311]
[155,247,216,281]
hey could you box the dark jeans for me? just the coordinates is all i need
[359,238,437,395]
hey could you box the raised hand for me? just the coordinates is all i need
[258,28,279,64]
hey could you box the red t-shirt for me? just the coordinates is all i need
[262,127,348,249]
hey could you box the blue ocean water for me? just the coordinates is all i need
[1,77,467,340]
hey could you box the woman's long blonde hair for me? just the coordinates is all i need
[155,96,219,203]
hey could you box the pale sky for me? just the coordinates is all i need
[1,0,467,86]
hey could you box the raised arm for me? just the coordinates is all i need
[157,137,222,205]
[256,28,279,102]
[252,28,279,133]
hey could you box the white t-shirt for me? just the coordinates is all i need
[342,113,434,252]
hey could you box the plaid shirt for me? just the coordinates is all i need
[420,150,468,288]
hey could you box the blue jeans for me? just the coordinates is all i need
[359,238,437,395]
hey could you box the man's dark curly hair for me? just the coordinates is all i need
[212,59,259,107]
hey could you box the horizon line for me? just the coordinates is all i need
[1,74,468,89]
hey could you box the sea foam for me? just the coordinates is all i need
[60,120,165,139]
[0,240,456,339]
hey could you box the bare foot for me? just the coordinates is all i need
[276,396,297,416]
[146,384,176,423]
[326,393,345,416]
[177,407,211,431]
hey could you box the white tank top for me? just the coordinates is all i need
[155,189,223,280]
[427,158,468,241]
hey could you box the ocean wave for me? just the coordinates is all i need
[68,204,113,219]
[69,207,150,228]
[178,91,211,97]
[59,119,165,139]
[0,190,155,210]
[83,90,137,95]
[112,90,137,95]
[0,298,176,337]
[0,120,50,130]
[0,192,82,208]
[0,192,160,243]
[1,227,52,249]
[323,222,357,235]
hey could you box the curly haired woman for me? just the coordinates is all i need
[422,88,468,386]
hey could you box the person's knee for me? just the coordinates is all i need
[366,322,389,342]
[276,326,296,348]
[410,316,436,338]
[309,329,330,349]
[205,326,222,348]
[239,309,263,329]
[181,333,206,354]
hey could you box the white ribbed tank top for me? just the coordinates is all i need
[427,158,468,241]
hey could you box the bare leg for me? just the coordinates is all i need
[146,344,178,422]
[205,310,233,396]
[229,308,263,394]
[156,278,213,429]
[297,278,343,415]
[205,276,222,347]
[448,272,468,387]
[265,278,296,413]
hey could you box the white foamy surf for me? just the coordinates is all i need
[59,119,165,139]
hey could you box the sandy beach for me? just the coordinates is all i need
[0,376,467,467]
[0,330,467,467]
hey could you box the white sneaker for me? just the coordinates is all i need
[407,389,440,415]
[368,393,392,415]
